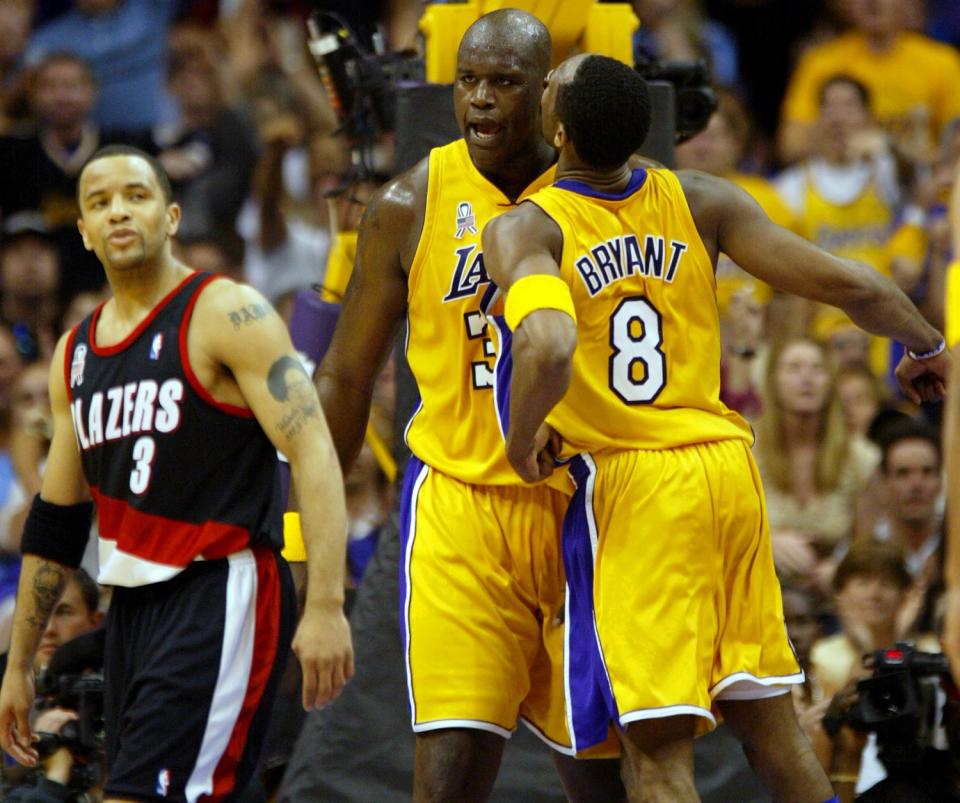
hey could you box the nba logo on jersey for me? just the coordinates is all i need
[70,344,86,388]
[156,768,171,796]
[149,332,164,360]
[454,201,477,239]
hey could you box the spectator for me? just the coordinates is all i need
[835,361,891,437]
[0,53,134,296]
[754,337,880,589]
[173,228,246,283]
[0,214,61,364]
[0,0,32,133]
[24,0,180,134]
[153,39,258,241]
[33,568,101,675]
[779,0,960,164]
[632,0,740,88]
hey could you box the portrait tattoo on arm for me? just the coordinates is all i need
[25,562,66,631]
[227,303,270,330]
[267,356,320,441]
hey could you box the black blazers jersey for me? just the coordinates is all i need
[65,271,283,586]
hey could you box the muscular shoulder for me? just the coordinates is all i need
[485,200,561,255]
[360,157,430,269]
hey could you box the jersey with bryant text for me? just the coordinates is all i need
[404,138,556,484]
[518,168,753,457]
[65,271,283,587]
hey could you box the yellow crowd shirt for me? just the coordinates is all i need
[404,139,555,484]
[524,168,754,456]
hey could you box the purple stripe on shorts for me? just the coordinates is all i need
[491,315,513,437]
[398,455,425,658]
[563,455,618,749]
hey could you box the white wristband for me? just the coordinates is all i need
[906,338,946,361]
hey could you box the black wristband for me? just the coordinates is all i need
[20,495,93,568]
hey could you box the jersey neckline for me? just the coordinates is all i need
[554,168,648,201]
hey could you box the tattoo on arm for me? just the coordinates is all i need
[24,562,66,631]
[227,303,270,330]
[267,356,320,440]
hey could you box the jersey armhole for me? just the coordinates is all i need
[406,152,440,302]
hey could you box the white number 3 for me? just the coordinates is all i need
[609,297,666,404]
[129,436,156,495]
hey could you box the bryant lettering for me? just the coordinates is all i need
[575,235,688,297]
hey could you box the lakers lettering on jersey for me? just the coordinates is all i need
[404,139,555,484]
[517,168,753,456]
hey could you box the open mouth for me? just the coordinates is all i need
[468,121,504,143]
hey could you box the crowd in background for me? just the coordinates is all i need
[0,0,957,798]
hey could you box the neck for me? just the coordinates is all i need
[863,28,897,53]
[890,518,937,552]
[782,410,821,444]
[476,140,556,202]
[105,254,188,318]
[555,153,632,192]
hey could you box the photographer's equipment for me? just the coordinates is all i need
[823,642,952,771]
[636,58,718,145]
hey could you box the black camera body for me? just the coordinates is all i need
[35,672,105,759]
[841,642,950,770]
[635,58,717,144]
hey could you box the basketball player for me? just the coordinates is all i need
[482,54,950,802]
[0,144,353,802]
[315,10,623,802]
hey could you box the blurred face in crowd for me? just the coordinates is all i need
[0,326,23,396]
[34,58,96,133]
[12,360,50,437]
[0,236,59,299]
[78,154,179,274]
[836,570,903,631]
[819,79,871,160]
[168,58,221,122]
[675,110,740,175]
[782,589,819,665]
[848,0,902,38]
[883,438,942,528]
[0,0,31,68]
[836,370,879,436]
[774,340,832,416]
[35,576,102,672]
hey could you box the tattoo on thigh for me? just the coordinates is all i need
[267,356,319,440]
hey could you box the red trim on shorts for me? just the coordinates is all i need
[208,546,281,799]
[88,272,199,356]
[92,487,250,565]
[178,274,254,418]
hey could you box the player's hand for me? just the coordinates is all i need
[894,349,950,404]
[507,424,559,483]
[942,586,960,690]
[0,667,37,766]
[293,602,354,711]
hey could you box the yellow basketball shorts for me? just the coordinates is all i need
[562,439,802,740]
[399,455,618,756]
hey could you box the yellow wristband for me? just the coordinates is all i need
[281,511,307,562]
[504,274,576,332]
[946,257,959,348]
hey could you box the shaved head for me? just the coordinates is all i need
[459,9,551,76]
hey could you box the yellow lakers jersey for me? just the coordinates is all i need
[405,139,555,484]
[524,168,753,455]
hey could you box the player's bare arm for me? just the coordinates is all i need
[679,169,950,404]
[0,332,92,765]
[482,203,575,482]
[315,161,428,473]
[944,354,960,688]
[191,279,353,710]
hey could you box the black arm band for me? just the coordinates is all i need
[20,495,93,568]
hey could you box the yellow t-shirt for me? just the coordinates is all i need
[782,31,960,145]
[404,139,555,484]
[523,168,753,456]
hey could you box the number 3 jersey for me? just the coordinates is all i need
[404,139,555,484]
[65,271,284,587]
[520,168,753,456]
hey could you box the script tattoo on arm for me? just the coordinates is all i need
[267,356,320,441]
[227,303,270,330]
[24,562,66,631]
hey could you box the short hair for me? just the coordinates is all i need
[833,540,912,593]
[818,74,871,111]
[72,567,99,614]
[78,144,173,206]
[877,416,942,473]
[35,51,97,88]
[556,56,652,169]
